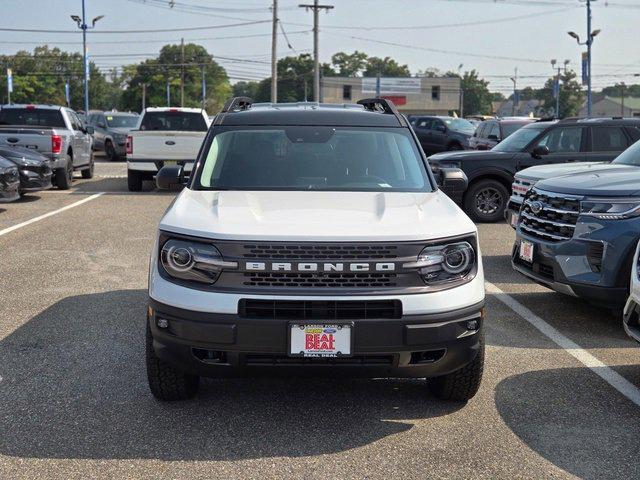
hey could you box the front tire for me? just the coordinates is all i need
[464,179,509,223]
[429,332,484,402]
[55,154,73,190]
[105,140,118,161]
[127,170,143,191]
[146,324,199,401]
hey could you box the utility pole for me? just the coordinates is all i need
[568,0,600,117]
[71,2,104,113]
[510,68,518,116]
[458,63,464,117]
[166,77,171,107]
[271,0,278,103]
[201,65,206,109]
[141,83,146,111]
[551,59,569,119]
[180,37,185,107]
[299,1,333,102]
[620,82,626,117]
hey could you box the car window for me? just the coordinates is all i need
[489,123,500,138]
[68,112,80,131]
[591,126,627,152]
[416,118,432,129]
[501,122,528,138]
[492,124,547,152]
[140,111,207,132]
[105,114,138,128]
[196,126,430,192]
[535,127,583,153]
[476,123,488,138]
[0,108,66,128]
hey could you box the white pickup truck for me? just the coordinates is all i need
[126,107,210,191]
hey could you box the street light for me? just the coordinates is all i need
[70,1,104,113]
[567,0,599,117]
[551,59,571,119]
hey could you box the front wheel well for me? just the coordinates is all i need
[464,175,512,200]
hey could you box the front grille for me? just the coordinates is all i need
[519,188,580,242]
[239,299,403,320]
[244,354,394,366]
[243,272,398,288]
[242,244,399,260]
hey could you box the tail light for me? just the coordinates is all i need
[126,135,133,155]
[51,135,62,154]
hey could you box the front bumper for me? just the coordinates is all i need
[18,168,53,192]
[0,181,19,202]
[504,195,523,227]
[148,297,485,378]
[512,218,638,306]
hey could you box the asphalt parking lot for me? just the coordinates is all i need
[1,158,639,480]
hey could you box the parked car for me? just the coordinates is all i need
[429,117,640,222]
[86,110,138,161]
[0,146,52,194]
[623,239,640,344]
[126,107,210,191]
[468,117,536,150]
[0,156,20,203]
[512,138,640,311]
[0,104,95,189]
[146,97,485,402]
[410,116,476,154]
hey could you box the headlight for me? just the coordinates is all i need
[408,240,476,286]
[580,198,640,220]
[8,156,41,167]
[160,238,237,284]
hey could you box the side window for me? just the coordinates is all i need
[431,86,440,101]
[416,119,432,129]
[476,123,488,138]
[342,85,352,101]
[489,123,500,139]
[591,126,627,152]
[536,127,583,153]
[433,119,445,132]
[626,126,640,143]
[68,112,80,131]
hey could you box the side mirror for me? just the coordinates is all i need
[531,145,550,158]
[156,165,184,191]
[441,167,468,191]
[85,125,95,135]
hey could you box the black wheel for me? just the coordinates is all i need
[146,323,199,401]
[81,153,94,179]
[105,140,118,161]
[127,170,143,191]
[429,332,485,402]
[464,179,509,223]
[55,154,73,190]
[447,143,463,151]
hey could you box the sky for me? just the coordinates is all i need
[1,0,639,95]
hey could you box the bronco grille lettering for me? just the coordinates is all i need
[244,261,396,272]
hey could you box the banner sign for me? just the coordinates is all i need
[581,52,588,86]
[362,77,421,94]
[7,68,12,93]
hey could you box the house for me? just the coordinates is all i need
[579,96,640,117]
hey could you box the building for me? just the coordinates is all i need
[579,96,640,117]
[321,76,461,115]
[493,98,543,117]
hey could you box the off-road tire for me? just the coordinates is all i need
[464,179,509,223]
[127,170,143,191]
[105,140,118,161]
[146,324,199,401]
[55,154,73,190]
[81,154,94,179]
[429,332,484,402]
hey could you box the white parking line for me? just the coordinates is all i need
[486,281,640,407]
[0,193,104,237]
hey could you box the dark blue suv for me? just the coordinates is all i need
[512,139,640,310]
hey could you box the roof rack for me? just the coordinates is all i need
[357,98,407,126]
[221,96,253,113]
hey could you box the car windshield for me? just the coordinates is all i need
[443,118,476,134]
[0,108,66,128]
[194,126,430,192]
[612,140,640,166]
[140,111,207,131]
[106,115,138,128]
[492,125,546,152]
[501,122,530,138]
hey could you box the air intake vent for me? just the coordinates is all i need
[239,299,402,320]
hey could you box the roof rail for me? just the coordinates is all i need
[357,98,407,126]
[221,96,253,113]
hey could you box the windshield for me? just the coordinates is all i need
[106,114,138,128]
[492,125,546,152]
[140,111,207,132]
[0,108,66,128]
[613,140,640,166]
[443,118,476,134]
[194,126,430,192]
[502,122,530,138]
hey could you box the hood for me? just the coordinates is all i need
[429,150,514,163]
[159,189,476,242]
[110,127,134,134]
[0,146,47,165]
[517,161,609,182]
[536,164,640,197]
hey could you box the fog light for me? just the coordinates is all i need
[466,320,478,331]
[157,318,169,329]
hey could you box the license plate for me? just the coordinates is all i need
[289,323,352,357]
[519,240,534,263]
[510,212,519,227]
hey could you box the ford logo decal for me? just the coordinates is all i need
[323,328,337,334]
[529,201,544,214]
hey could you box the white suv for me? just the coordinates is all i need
[146,97,486,402]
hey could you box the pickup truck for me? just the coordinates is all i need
[126,107,209,191]
[0,104,95,189]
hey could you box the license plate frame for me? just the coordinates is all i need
[519,240,534,263]
[288,322,354,358]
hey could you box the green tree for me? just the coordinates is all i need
[460,70,493,115]
[537,70,584,118]
[363,56,410,77]
[119,43,230,114]
[601,83,640,98]
[331,51,368,77]
[232,80,260,98]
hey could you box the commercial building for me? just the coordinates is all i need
[321,76,461,115]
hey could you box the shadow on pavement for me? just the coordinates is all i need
[0,289,462,461]
[68,177,173,195]
[495,366,640,480]
[15,194,42,203]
